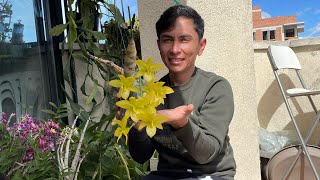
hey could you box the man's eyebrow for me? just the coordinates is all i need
[160,34,193,39]
[160,34,173,39]
[180,34,192,38]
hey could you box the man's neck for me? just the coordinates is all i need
[169,67,196,86]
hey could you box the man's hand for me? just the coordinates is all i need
[158,104,194,129]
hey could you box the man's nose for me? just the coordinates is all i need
[170,41,181,54]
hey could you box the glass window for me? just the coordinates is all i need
[0,0,63,120]
[253,32,256,41]
[263,31,268,40]
[285,29,295,37]
[270,30,275,40]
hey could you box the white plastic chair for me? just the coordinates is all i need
[267,45,320,180]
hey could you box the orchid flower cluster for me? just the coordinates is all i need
[0,112,61,162]
[109,57,174,143]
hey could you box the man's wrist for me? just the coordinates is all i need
[172,117,189,129]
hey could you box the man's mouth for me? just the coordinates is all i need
[169,58,183,65]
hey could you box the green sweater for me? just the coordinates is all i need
[128,67,236,179]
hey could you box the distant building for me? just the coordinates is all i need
[252,6,304,41]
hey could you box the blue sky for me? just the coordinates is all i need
[253,0,320,38]
[114,0,138,20]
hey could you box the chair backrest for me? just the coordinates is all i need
[267,45,301,70]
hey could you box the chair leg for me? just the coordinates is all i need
[282,98,320,180]
[274,72,320,179]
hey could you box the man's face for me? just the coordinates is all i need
[157,16,206,75]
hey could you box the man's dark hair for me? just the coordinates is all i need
[156,5,204,40]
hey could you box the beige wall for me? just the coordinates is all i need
[254,38,320,145]
[138,1,260,179]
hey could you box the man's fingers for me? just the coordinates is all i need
[175,104,193,115]
[186,104,194,113]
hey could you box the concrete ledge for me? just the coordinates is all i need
[253,37,320,50]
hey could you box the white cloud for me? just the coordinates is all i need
[296,7,312,17]
[315,9,320,15]
[262,11,271,19]
[308,23,320,37]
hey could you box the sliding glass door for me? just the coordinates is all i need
[0,0,64,120]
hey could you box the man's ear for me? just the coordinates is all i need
[157,39,160,49]
[198,38,207,56]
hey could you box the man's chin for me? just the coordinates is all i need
[168,68,183,74]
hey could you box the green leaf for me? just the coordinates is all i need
[67,0,75,8]
[59,103,68,108]
[106,3,125,24]
[69,101,90,122]
[56,108,68,114]
[97,112,116,131]
[72,53,91,64]
[49,102,58,109]
[49,23,68,36]
[80,72,89,96]
[68,17,77,45]
[60,85,72,101]
[134,166,146,176]
[63,58,71,85]
[91,31,106,40]
[54,113,69,119]
[86,82,97,105]
[41,109,56,115]
[60,85,90,122]
[88,41,102,56]
[11,170,23,180]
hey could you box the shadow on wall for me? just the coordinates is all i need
[283,111,320,145]
[259,74,297,128]
[292,45,320,90]
[258,73,320,144]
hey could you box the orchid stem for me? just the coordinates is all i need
[114,144,130,180]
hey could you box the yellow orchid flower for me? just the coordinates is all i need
[108,75,138,99]
[135,57,164,83]
[112,115,131,144]
[137,111,168,138]
[116,97,144,122]
[142,82,174,106]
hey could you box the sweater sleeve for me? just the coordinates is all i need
[128,127,156,164]
[174,78,234,164]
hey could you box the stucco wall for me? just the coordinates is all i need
[254,38,320,145]
[138,1,260,179]
[62,50,110,125]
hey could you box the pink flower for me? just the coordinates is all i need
[1,112,6,120]
[1,119,8,125]
[39,136,47,149]
[48,141,54,151]
[23,148,35,162]
[1,112,62,161]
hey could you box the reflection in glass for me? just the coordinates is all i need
[0,0,50,120]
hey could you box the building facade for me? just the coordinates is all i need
[252,6,304,41]
[0,0,64,119]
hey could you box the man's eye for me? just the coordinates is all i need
[181,38,190,42]
[162,39,172,43]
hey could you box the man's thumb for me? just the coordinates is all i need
[186,104,194,113]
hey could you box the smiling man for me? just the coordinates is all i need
[128,5,236,180]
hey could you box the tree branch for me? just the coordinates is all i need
[87,52,124,75]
